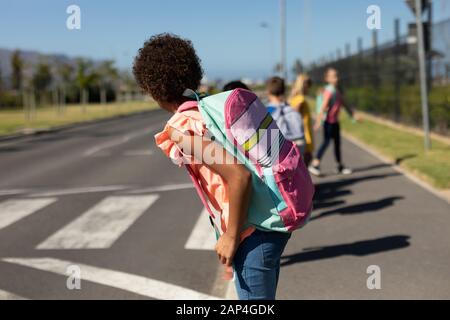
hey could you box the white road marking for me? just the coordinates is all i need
[184,209,217,251]
[0,289,27,300]
[0,198,56,230]
[83,128,152,157]
[29,185,130,197]
[0,189,27,196]
[123,150,154,156]
[2,257,220,300]
[36,195,159,249]
[126,183,194,194]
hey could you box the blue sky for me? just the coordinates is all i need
[1,0,449,80]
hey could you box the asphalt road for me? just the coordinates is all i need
[0,109,449,300]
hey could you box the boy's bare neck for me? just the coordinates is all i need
[268,95,285,105]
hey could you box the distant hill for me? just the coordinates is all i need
[0,48,98,88]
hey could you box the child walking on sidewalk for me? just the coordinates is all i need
[309,68,358,177]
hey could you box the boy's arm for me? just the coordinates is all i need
[341,96,357,121]
[169,127,251,267]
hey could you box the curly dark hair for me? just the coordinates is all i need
[133,33,203,103]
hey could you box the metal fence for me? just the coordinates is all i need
[307,18,450,135]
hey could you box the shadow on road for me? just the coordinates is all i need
[310,196,404,221]
[313,200,346,210]
[338,155,416,174]
[281,235,411,267]
[395,154,417,165]
[315,173,401,194]
[352,163,393,173]
[312,173,401,214]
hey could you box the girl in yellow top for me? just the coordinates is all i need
[289,74,314,166]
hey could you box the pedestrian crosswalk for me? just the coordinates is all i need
[0,188,222,299]
[0,198,56,230]
[0,191,212,251]
[184,208,216,251]
[36,195,159,249]
[0,289,27,300]
[2,257,219,300]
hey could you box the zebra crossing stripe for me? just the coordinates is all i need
[2,257,220,300]
[0,198,56,230]
[184,208,217,251]
[0,289,27,300]
[36,195,159,249]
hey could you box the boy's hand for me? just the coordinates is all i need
[353,113,362,122]
[314,120,322,131]
[215,232,239,267]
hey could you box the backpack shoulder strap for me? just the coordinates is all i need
[178,100,199,113]
[184,164,216,220]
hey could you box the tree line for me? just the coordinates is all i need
[0,50,140,110]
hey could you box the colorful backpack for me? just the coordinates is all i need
[267,103,304,142]
[315,84,336,122]
[179,88,315,233]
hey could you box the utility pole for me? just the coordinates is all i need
[394,18,401,122]
[426,0,433,90]
[414,0,431,150]
[280,0,287,80]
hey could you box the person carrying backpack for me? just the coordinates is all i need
[289,74,314,166]
[309,68,358,177]
[133,34,314,300]
[266,77,306,156]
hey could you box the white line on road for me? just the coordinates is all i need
[37,195,159,249]
[184,209,217,251]
[83,128,153,157]
[123,150,154,156]
[0,289,28,300]
[29,185,130,197]
[0,198,56,230]
[2,257,220,300]
[126,183,194,194]
[0,189,27,196]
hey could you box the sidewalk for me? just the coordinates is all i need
[275,134,450,299]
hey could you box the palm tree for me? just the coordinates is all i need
[57,63,75,108]
[32,61,53,105]
[11,50,24,92]
[96,60,118,104]
[119,71,138,102]
[75,58,98,110]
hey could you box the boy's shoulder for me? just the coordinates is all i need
[166,107,205,135]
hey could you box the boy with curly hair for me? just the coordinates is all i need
[133,34,291,300]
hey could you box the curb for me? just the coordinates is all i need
[342,132,450,205]
[0,109,159,143]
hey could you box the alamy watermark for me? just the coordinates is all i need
[66,264,81,290]
[66,5,81,30]
[169,128,286,167]
[367,5,381,30]
[366,265,381,290]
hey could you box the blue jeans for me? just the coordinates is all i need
[233,229,291,300]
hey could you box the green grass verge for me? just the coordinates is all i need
[0,101,158,136]
[341,114,450,189]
